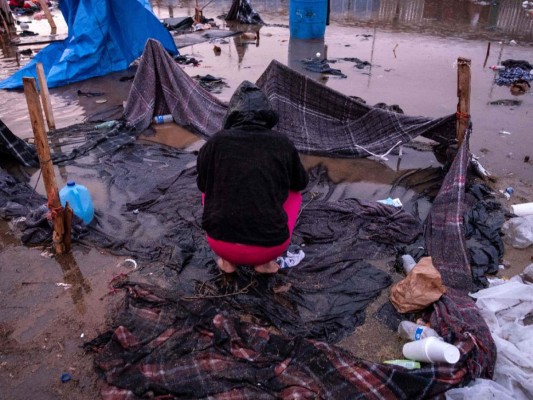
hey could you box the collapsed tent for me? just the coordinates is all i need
[0,0,177,89]
[124,40,455,158]
[0,39,498,398]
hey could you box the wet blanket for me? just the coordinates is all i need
[86,135,496,399]
[225,0,264,24]
[124,39,456,158]
[0,119,38,167]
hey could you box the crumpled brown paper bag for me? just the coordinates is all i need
[389,257,446,314]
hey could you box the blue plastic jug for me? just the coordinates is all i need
[59,181,94,225]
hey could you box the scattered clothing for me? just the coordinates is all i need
[276,244,305,268]
[301,58,347,78]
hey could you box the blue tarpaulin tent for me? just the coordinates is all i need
[0,0,178,89]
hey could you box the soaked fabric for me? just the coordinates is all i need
[464,185,506,291]
[301,59,348,78]
[124,39,456,158]
[84,136,495,398]
[225,0,264,24]
[0,119,38,167]
[495,67,533,86]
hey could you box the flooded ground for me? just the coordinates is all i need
[0,0,532,398]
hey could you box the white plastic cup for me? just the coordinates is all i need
[402,337,460,364]
[510,202,533,217]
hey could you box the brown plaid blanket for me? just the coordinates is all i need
[124,39,456,158]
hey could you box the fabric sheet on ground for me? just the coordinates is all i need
[0,39,497,398]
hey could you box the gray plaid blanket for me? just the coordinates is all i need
[124,39,456,158]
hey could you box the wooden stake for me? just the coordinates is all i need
[63,203,73,252]
[37,0,57,35]
[483,42,491,69]
[36,63,56,130]
[23,77,65,254]
[456,57,471,146]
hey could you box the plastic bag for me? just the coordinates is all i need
[445,378,515,400]
[502,215,533,249]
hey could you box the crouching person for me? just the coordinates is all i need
[196,81,308,274]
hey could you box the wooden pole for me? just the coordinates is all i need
[456,57,471,146]
[37,0,57,35]
[23,77,65,254]
[36,62,56,130]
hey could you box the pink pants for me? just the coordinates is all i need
[205,191,302,266]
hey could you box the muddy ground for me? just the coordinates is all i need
[1,1,532,398]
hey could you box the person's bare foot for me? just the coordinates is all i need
[254,260,280,274]
[217,258,237,273]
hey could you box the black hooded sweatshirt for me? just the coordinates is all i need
[197,81,308,247]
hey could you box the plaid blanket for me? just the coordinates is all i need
[88,134,496,399]
[124,39,456,158]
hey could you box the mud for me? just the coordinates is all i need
[1,0,532,398]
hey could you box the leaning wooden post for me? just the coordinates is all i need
[37,0,57,35]
[23,77,65,254]
[456,58,471,146]
[36,63,56,130]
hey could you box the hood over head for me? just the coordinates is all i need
[223,81,279,129]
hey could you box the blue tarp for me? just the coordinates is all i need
[0,0,178,89]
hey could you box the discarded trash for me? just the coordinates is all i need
[55,283,72,289]
[153,114,173,124]
[383,359,421,369]
[398,321,442,341]
[40,250,54,258]
[94,120,118,130]
[471,155,491,178]
[509,40,517,46]
[510,202,533,217]
[403,337,460,364]
[77,89,105,97]
[213,45,221,55]
[80,333,85,338]
[277,245,305,269]
[377,197,403,207]
[95,99,107,104]
[59,181,95,225]
[445,378,516,400]
[132,209,139,214]
[488,99,522,106]
[123,258,137,269]
[498,129,511,135]
[390,257,446,313]
[499,187,514,200]
[400,254,416,274]
[60,373,72,383]
[502,215,533,248]
[490,65,505,71]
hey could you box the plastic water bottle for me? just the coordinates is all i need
[59,181,94,225]
[398,321,442,341]
[153,114,173,124]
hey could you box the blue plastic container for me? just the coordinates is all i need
[59,181,94,225]
[289,0,328,39]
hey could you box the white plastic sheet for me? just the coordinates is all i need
[448,277,533,399]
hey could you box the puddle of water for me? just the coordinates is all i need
[1,1,531,186]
